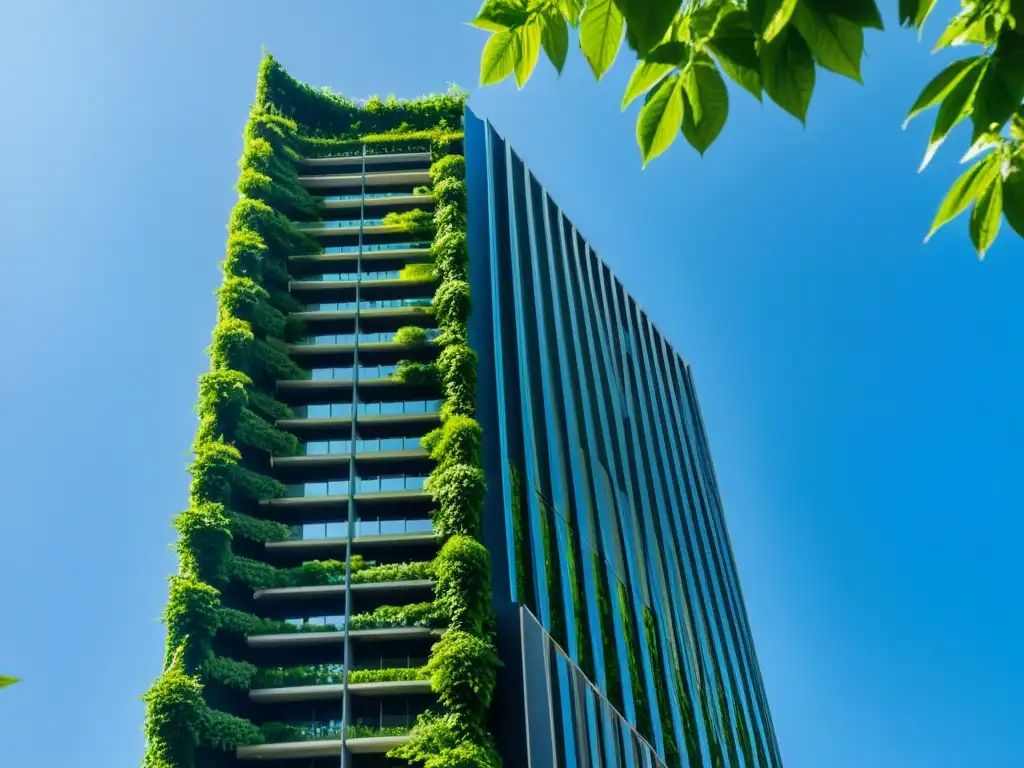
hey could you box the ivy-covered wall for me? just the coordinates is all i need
[141,54,499,768]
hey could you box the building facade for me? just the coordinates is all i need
[141,56,781,768]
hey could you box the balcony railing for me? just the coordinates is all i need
[323,192,423,202]
[296,399,443,419]
[305,298,432,312]
[300,270,402,283]
[286,518,434,541]
[299,436,424,456]
[297,218,387,231]
[297,330,439,347]
[258,720,412,744]
[285,475,429,498]
[323,242,430,255]
[310,364,399,381]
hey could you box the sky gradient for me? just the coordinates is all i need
[0,1,1021,766]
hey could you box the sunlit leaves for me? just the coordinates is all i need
[899,0,938,29]
[637,73,684,166]
[581,0,625,79]
[623,61,676,108]
[708,10,762,99]
[614,0,683,55]
[747,0,799,42]
[971,39,1024,141]
[1003,158,1024,238]
[825,0,883,31]
[681,58,730,155]
[925,153,1002,241]
[480,29,520,85]
[970,175,1003,258]
[514,19,542,87]
[791,2,865,83]
[761,27,816,123]
[905,57,984,127]
[919,59,986,170]
[541,7,570,73]
[471,0,530,32]
[0,676,19,690]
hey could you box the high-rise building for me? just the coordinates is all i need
[142,56,782,768]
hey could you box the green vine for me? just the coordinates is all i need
[142,53,473,766]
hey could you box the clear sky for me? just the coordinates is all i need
[0,1,1021,766]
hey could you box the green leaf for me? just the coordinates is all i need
[919,60,986,171]
[971,43,1024,142]
[471,0,530,31]
[480,30,521,85]
[748,0,799,42]
[558,0,585,27]
[791,3,864,83]
[541,9,570,73]
[1010,110,1024,142]
[646,41,690,65]
[708,10,762,100]
[761,27,816,123]
[681,60,730,155]
[925,153,1001,241]
[904,57,984,128]
[0,676,18,690]
[581,0,626,80]
[514,20,542,87]
[1002,160,1024,238]
[819,0,883,30]
[623,61,676,108]
[637,73,684,166]
[969,176,1003,259]
[903,0,937,28]
[932,11,975,50]
[615,0,684,55]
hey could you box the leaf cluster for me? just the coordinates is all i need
[472,0,1024,257]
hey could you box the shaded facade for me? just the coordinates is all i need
[141,56,780,768]
[467,110,783,768]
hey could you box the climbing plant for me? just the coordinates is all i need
[140,52,485,768]
[471,0,1024,259]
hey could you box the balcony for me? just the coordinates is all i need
[289,305,435,335]
[298,169,430,192]
[288,338,438,369]
[271,445,431,483]
[289,243,431,275]
[246,625,443,650]
[259,475,433,520]
[250,678,431,703]
[297,149,431,171]
[279,401,443,440]
[321,190,433,213]
[276,376,442,408]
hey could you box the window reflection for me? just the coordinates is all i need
[287,517,434,540]
[295,399,443,419]
[285,475,428,498]
[305,298,432,312]
[304,271,402,283]
[324,241,430,254]
[301,436,424,455]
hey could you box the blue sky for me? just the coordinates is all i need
[0,1,1021,766]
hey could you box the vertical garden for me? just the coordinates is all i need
[141,54,500,768]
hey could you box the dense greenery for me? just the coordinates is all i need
[471,0,1024,258]
[141,53,484,767]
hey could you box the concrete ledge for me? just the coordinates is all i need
[236,734,410,760]
[252,579,434,601]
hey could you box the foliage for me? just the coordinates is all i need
[349,665,431,684]
[351,559,435,584]
[164,577,221,672]
[202,656,258,690]
[616,581,653,743]
[385,208,437,239]
[390,711,502,768]
[507,462,533,607]
[433,535,493,634]
[392,359,442,386]
[199,707,265,750]
[253,663,345,688]
[593,554,625,712]
[400,262,438,281]
[226,510,291,543]
[642,607,681,768]
[426,463,487,538]
[348,601,447,630]
[173,503,232,584]
[217,607,341,637]
[427,630,502,734]
[470,0,1024,258]
[565,524,595,680]
[394,325,430,345]
[348,723,413,738]
[0,676,18,690]
[141,655,205,768]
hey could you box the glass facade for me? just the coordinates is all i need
[466,108,782,768]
